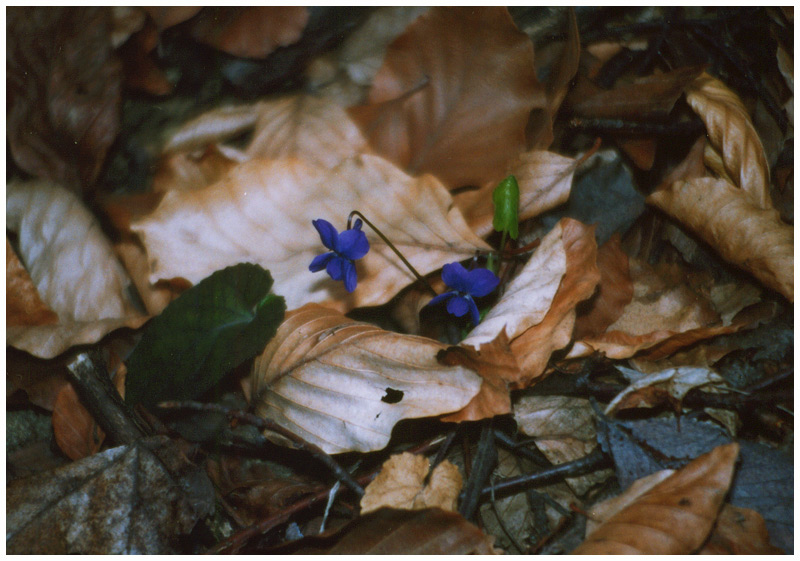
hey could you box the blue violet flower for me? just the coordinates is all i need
[427,262,500,325]
[309,218,370,292]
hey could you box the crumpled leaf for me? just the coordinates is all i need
[7,180,148,358]
[685,72,771,209]
[248,304,482,454]
[573,443,739,554]
[349,7,544,189]
[454,150,576,238]
[360,452,462,514]
[280,508,500,554]
[132,155,490,312]
[7,7,121,191]
[189,7,308,59]
[6,436,214,554]
[647,177,793,301]
[605,366,728,415]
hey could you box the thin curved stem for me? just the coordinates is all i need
[347,210,437,296]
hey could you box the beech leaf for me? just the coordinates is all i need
[125,263,285,406]
[349,7,544,189]
[6,180,147,358]
[6,238,58,327]
[248,304,482,454]
[7,436,213,554]
[685,72,771,209]
[648,177,792,301]
[131,155,490,312]
[573,443,739,554]
[360,452,462,514]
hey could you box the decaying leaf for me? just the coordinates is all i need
[7,180,148,358]
[685,72,771,209]
[454,150,576,238]
[605,366,728,415]
[7,7,122,191]
[248,304,481,454]
[7,436,214,554]
[281,508,500,554]
[647,177,793,301]
[349,7,544,189]
[131,155,490,312]
[573,443,739,554]
[360,452,462,514]
[52,381,105,461]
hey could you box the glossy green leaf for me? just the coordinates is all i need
[492,174,520,240]
[125,263,286,406]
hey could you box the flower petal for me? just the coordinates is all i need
[338,227,370,260]
[465,268,500,297]
[326,255,345,281]
[309,252,334,272]
[343,260,358,292]
[467,298,481,325]
[446,294,471,318]
[313,219,339,250]
[441,262,472,293]
[427,291,455,309]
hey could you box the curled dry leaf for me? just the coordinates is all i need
[454,150,576,238]
[7,181,148,358]
[7,7,122,191]
[573,443,739,554]
[248,304,481,454]
[685,72,771,209]
[189,7,308,59]
[349,6,544,189]
[648,177,793,301]
[132,155,490,311]
[605,366,728,415]
[360,452,462,515]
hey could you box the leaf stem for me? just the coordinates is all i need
[347,210,437,296]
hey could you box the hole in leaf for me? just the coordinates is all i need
[381,388,404,404]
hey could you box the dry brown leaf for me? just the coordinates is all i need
[7,7,121,191]
[454,150,576,238]
[360,452,462,515]
[117,17,173,96]
[7,180,148,358]
[648,177,793,300]
[349,7,544,189]
[685,72,771,208]
[699,504,784,555]
[605,366,728,415]
[7,238,59,327]
[189,7,308,59]
[573,443,739,554]
[132,155,490,312]
[52,381,105,461]
[248,305,481,454]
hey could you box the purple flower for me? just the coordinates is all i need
[426,262,500,325]
[309,218,370,292]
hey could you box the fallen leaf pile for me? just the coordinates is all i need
[6,6,792,555]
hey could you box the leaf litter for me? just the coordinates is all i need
[5,6,792,555]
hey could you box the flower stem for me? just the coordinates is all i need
[347,210,437,296]
[486,230,507,274]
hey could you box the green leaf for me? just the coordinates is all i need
[125,263,286,406]
[492,174,520,239]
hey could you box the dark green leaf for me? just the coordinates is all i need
[125,263,285,406]
[492,174,520,239]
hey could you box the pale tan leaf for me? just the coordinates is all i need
[699,504,784,555]
[163,104,259,154]
[573,443,739,554]
[454,150,576,238]
[349,7,544,189]
[360,452,462,515]
[686,72,771,208]
[249,305,482,453]
[6,180,148,358]
[648,177,793,300]
[605,366,728,415]
[7,238,59,326]
[132,155,490,311]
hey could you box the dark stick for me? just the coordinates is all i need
[66,351,149,445]
[459,422,498,520]
[158,401,364,498]
[568,117,705,136]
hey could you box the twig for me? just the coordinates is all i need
[157,401,364,498]
[568,117,705,136]
[459,422,498,520]
[489,475,528,554]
